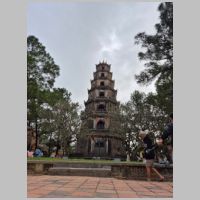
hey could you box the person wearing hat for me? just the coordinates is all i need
[139,130,164,181]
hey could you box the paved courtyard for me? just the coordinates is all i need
[27,175,173,198]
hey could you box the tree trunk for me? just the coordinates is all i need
[63,148,65,157]
[126,153,130,162]
[48,133,52,157]
[55,141,60,157]
[35,118,38,150]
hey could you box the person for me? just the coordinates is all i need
[161,113,173,163]
[33,148,43,157]
[50,151,56,158]
[27,149,34,157]
[139,130,164,181]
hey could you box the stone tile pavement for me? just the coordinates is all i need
[27,175,173,198]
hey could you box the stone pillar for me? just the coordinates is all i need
[93,119,96,129]
[106,138,108,154]
[91,137,95,153]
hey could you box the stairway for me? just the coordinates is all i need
[48,163,111,177]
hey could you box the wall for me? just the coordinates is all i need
[27,161,173,181]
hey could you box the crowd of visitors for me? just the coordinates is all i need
[27,148,43,158]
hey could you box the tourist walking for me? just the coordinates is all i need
[139,130,164,181]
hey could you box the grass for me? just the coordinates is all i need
[27,157,142,165]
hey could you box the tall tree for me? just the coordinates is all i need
[120,91,147,160]
[38,88,72,155]
[27,35,60,149]
[52,99,81,156]
[134,2,173,114]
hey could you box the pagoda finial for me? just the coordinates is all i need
[98,60,109,65]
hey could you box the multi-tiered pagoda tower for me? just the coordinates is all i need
[77,61,125,158]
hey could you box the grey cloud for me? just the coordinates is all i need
[28,2,160,107]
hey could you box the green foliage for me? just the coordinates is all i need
[134,2,173,114]
[120,90,168,161]
[38,89,81,156]
[27,35,60,90]
[27,35,80,155]
[27,35,60,125]
[52,99,81,155]
[120,91,147,157]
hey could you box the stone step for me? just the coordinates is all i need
[53,163,111,169]
[48,167,111,177]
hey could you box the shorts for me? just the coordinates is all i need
[145,159,154,167]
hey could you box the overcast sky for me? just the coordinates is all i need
[27,1,160,108]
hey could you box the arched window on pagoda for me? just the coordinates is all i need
[96,120,105,129]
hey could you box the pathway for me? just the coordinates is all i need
[28,175,173,198]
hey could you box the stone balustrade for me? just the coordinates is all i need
[27,160,172,181]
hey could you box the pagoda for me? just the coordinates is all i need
[76,61,125,158]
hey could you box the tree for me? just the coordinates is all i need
[27,35,60,149]
[52,99,81,156]
[134,2,173,114]
[120,90,168,161]
[38,88,75,156]
[120,91,147,160]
